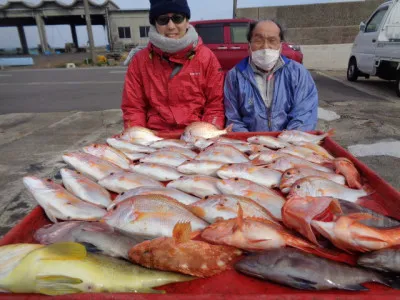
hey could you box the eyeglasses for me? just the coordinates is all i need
[156,14,186,26]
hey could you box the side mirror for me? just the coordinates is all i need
[359,21,366,32]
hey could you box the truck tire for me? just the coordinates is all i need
[396,72,400,97]
[347,58,359,82]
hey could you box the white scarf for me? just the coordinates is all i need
[149,24,199,54]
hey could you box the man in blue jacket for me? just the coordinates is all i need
[224,20,318,132]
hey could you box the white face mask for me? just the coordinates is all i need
[251,48,280,71]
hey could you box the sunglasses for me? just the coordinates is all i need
[156,14,186,26]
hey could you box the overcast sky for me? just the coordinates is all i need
[0,0,363,49]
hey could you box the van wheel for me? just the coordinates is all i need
[347,58,359,82]
[396,72,400,97]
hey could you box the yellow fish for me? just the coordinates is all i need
[0,242,192,295]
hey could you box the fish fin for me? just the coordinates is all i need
[37,286,82,296]
[36,275,83,285]
[39,242,87,261]
[81,223,112,233]
[346,213,376,221]
[173,222,192,243]
[251,158,266,166]
[233,203,244,232]
[379,273,400,290]
[248,239,271,244]
[80,242,101,253]
[287,276,318,290]
[188,206,206,219]
[351,233,387,246]
[340,284,369,291]
[225,124,233,133]
[36,276,83,295]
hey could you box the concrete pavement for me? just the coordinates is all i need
[0,67,399,238]
[0,67,126,114]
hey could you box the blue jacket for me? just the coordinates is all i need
[224,56,318,132]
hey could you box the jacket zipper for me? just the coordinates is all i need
[267,59,285,131]
[267,74,273,130]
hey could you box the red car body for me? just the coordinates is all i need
[191,18,303,71]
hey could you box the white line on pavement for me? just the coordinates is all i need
[0,74,12,77]
[0,81,123,86]
[348,140,400,158]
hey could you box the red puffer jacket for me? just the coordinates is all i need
[121,38,225,131]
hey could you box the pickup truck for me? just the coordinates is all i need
[191,18,303,72]
[347,0,400,97]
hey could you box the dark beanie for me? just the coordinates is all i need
[149,0,191,25]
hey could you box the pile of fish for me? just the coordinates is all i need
[2,122,400,295]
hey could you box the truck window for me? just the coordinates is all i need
[365,7,389,33]
[230,23,249,43]
[195,24,224,44]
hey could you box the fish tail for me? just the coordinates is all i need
[362,183,375,197]
[325,129,335,137]
[251,158,266,166]
[378,273,400,290]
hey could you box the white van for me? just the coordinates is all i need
[347,0,400,97]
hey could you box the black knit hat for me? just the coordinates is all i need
[149,0,191,25]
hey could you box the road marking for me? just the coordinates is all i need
[348,141,400,158]
[0,81,123,86]
[316,71,397,103]
[0,74,12,77]
[318,107,341,121]
[109,71,127,74]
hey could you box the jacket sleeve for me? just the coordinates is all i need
[286,66,318,131]
[201,54,225,129]
[121,57,147,129]
[224,69,249,132]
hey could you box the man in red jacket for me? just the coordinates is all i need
[121,0,225,131]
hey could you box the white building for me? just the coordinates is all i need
[109,9,150,47]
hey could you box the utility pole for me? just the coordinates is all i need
[233,0,237,18]
[83,0,96,64]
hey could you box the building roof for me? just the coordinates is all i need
[0,0,119,10]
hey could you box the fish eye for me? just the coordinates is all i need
[296,185,301,189]
[121,192,125,195]
[94,145,98,148]
[234,178,239,181]
[204,196,209,200]
[46,179,52,182]
[110,172,115,176]
[77,171,81,175]
[112,206,118,211]
[228,164,233,166]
